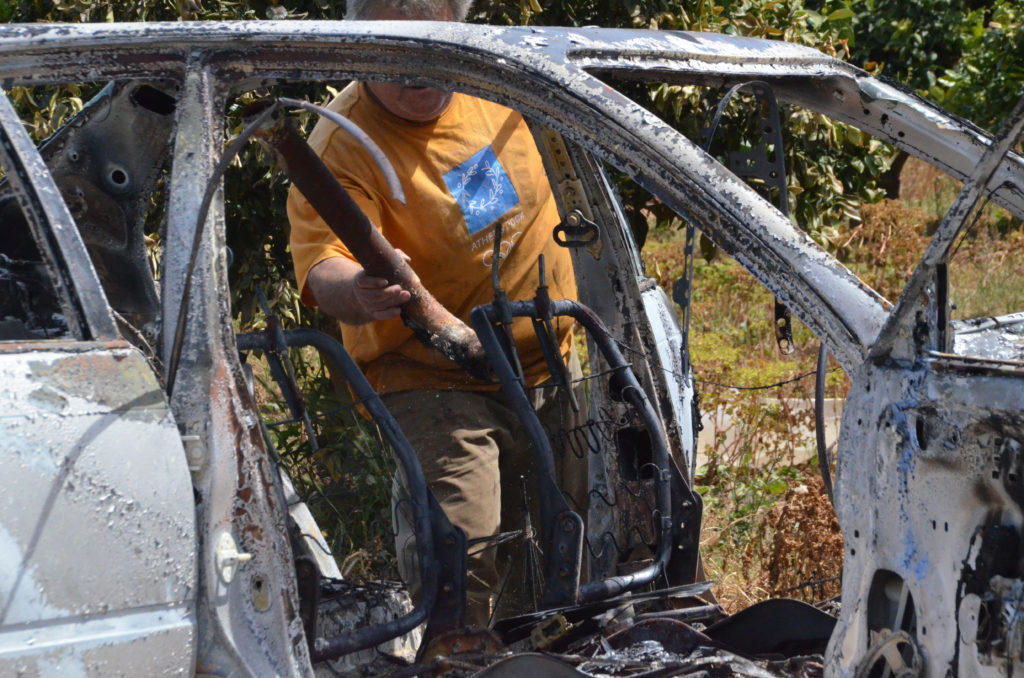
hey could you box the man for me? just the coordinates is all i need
[287,0,585,626]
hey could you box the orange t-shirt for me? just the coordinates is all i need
[287,83,577,394]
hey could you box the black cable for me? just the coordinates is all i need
[298,531,338,559]
[611,333,839,391]
[949,189,996,261]
[815,343,835,505]
[694,367,836,391]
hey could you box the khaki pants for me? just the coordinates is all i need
[386,353,587,627]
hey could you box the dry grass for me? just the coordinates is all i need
[758,476,843,602]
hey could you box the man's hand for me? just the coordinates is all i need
[307,253,415,325]
[351,268,412,321]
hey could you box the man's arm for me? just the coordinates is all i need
[307,255,412,325]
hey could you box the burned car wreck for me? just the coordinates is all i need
[0,19,1023,678]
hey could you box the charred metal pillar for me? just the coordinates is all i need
[162,58,312,676]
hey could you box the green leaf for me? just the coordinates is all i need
[802,8,827,29]
[826,7,854,23]
[767,478,788,494]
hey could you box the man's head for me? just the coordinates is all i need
[345,0,473,21]
[354,0,472,122]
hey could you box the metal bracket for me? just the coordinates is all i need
[470,298,678,607]
[469,302,584,609]
[527,123,604,261]
[530,613,572,649]
[664,461,703,586]
[774,299,795,355]
[214,530,252,584]
[553,209,600,248]
[699,81,795,356]
[543,510,585,607]
[422,492,469,644]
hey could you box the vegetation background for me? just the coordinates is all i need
[5,0,1022,608]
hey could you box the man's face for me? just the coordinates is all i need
[365,6,455,123]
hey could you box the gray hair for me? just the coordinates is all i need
[345,0,473,21]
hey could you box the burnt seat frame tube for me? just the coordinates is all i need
[236,326,451,660]
[470,298,673,606]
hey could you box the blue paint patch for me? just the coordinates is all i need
[443,145,519,235]
[900,531,931,581]
[915,554,930,580]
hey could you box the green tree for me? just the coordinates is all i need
[844,0,970,90]
[834,0,1024,133]
[935,1,1024,132]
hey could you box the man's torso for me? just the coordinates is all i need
[288,84,577,393]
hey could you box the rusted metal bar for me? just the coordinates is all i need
[815,344,833,504]
[164,99,280,395]
[246,101,490,381]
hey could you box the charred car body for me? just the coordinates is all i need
[0,20,1022,678]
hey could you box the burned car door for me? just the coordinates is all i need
[0,88,197,674]
[0,81,170,345]
[527,126,704,588]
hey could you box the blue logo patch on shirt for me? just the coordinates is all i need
[443,145,520,236]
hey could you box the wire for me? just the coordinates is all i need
[165,101,281,396]
[774,574,840,595]
[949,188,996,261]
[523,364,622,391]
[298,530,338,559]
[695,367,837,391]
[466,529,525,556]
[611,334,839,391]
